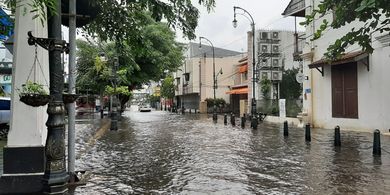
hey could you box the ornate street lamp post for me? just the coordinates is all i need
[233,6,258,129]
[110,57,119,131]
[27,0,69,193]
[199,36,218,122]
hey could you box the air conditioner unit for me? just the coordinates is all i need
[272,32,279,39]
[271,71,282,81]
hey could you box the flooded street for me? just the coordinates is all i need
[73,106,390,194]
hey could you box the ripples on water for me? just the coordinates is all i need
[74,108,390,194]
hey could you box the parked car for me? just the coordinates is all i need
[138,103,152,112]
[0,97,10,125]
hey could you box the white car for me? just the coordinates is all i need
[0,97,10,125]
[139,104,152,112]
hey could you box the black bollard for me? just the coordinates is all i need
[334,126,341,147]
[283,121,288,137]
[373,129,381,156]
[251,118,258,130]
[241,117,245,128]
[224,114,227,125]
[231,114,236,126]
[189,109,191,114]
[305,123,311,142]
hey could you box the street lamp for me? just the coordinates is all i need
[199,36,218,122]
[233,6,258,129]
[110,57,119,131]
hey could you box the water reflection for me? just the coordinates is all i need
[74,108,390,194]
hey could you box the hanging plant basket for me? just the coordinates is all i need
[63,94,80,104]
[19,93,51,107]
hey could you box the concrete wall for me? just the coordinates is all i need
[199,55,242,103]
[302,0,390,131]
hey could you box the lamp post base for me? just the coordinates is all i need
[251,118,258,129]
[212,112,218,122]
[110,111,118,131]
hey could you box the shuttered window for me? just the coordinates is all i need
[331,63,358,118]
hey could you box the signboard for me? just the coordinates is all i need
[0,75,11,84]
[279,99,286,118]
[295,72,304,83]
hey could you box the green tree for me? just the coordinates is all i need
[303,0,390,59]
[260,78,271,99]
[160,76,175,99]
[76,18,183,109]
[280,68,302,99]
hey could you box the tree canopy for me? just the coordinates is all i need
[76,17,183,94]
[160,75,175,99]
[84,0,215,44]
[303,0,390,59]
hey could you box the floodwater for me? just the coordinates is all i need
[74,107,389,194]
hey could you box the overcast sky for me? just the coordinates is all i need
[176,0,305,53]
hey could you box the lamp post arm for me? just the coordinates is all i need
[233,6,255,25]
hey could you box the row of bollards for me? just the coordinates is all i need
[284,121,382,156]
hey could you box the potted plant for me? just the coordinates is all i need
[18,81,50,107]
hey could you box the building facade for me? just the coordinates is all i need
[284,0,390,131]
[174,42,243,113]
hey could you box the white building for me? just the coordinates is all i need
[256,29,303,100]
[174,42,243,112]
[284,0,390,131]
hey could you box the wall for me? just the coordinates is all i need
[199,55,241,103]
[302,0,390,131]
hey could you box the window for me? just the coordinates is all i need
[331,63,358,118]
[261,32,268,40]
[243,72,248,81]
[176,78,180,85]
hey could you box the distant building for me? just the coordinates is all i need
[174,42,243,113]
[256,29,303,100]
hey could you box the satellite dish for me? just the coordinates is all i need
[296,72,304,83]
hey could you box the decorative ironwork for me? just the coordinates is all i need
[27,31,69,53]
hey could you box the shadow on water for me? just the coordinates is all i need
[0,140,5,175]
[73,108,390,194]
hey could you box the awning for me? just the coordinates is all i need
[226,87,248,95]
[308,51,368,69]
[239,64,248,73]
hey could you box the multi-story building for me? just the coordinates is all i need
[256,30,303,100]
[174,42,243,113]
[227,56,249,116]
[283,0,390,131]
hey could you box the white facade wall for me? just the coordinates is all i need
[302,0,390,131]
[174,55,242,104]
